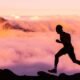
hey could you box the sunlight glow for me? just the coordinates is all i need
[29,16,40,20]
[10,14,20,19]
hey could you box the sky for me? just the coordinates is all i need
[0,0,80,16]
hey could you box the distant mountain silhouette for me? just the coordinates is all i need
[0,69,80,80]
[0,17,34,32]
[0,16,79,33]
[12,23,35,32]
[0,17,7,23]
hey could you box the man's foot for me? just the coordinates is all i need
[48,69,57,73]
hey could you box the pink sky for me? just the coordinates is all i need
[0,0,80,16]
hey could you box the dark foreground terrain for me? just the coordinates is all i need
[0,69,80,80]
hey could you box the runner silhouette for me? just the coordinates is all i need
[48,25,80,73]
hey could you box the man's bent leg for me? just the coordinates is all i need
[48,48,66,73]
[68,49,80,65]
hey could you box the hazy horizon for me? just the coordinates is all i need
[0,0,80,16]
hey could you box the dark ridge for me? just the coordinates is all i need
[0,69,80,80]
[12,24,35,32]
[0,17,34,32]
[0,17,7,23]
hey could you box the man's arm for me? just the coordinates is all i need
[56,39,62,43]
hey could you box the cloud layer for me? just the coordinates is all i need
[0,17,80,76]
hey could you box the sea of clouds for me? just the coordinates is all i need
[0,17,80,76]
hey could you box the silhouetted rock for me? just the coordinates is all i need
[37,71,80,80]
[0,69,38,80]
[0,69,80,80]
[38,71,58,80]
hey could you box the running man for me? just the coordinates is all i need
[48,25,80,73]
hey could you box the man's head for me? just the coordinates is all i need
[56,25,63,34]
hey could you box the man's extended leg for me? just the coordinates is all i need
[48,48,66,73]
[68,48,80,65]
